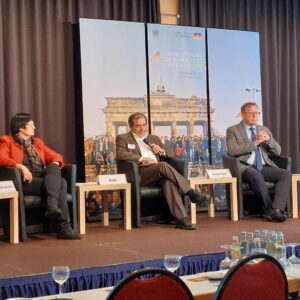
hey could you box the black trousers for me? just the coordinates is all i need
[23,163,70,224]
[140,161,191,220]
[242,165,291,212]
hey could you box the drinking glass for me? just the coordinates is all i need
[52,265,70,299]
[287,243,300,265]
[163,254,181,273]
[219,245,232,270]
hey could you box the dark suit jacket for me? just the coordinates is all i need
[226,121,281,173]
[116,132,173,163]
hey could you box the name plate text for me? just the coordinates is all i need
[97,174,127,185]
[0,181,16,193]
[206,169,232,179]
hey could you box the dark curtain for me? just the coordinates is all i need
[0,0,160,164]
[179,0,300,173]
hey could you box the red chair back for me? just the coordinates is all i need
[106,268,193,300]
[214,253,288,300]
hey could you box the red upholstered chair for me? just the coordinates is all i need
[106,267,193,300]
[214,253,288,300]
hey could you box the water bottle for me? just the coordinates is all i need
[246,232,254,255]
[266,231,276,256]
[260,229,268,250]
[240,231,247,257]
[254,229,261,240]
[231,236,241,262]
[274,232,285,260]
[275,232,291,269]
[251,237,262,254]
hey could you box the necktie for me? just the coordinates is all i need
[249,127,263,171]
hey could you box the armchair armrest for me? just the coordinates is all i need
[270,155,291,171]
[0,166,23,192]
[116,159,141,227]
[222,154,241,179]
[61,164,77,231]
[222,153,244,219]
[61,164,77,196]
[161,157,188,178]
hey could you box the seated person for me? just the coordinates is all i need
[116,112,210,230]
[0,113,81,239]
[226,102,291,222]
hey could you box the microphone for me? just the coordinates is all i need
[143,138,164,156]
[143,138,152,148]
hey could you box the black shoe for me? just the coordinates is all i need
[176,217,195,230]
[45,206,63,221]
[57,224,82,240]
[265,208,287,223]
[187,189,210,206]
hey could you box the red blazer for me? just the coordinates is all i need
[0,135,64,168]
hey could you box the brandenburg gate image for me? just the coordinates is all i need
[102,85,214,137]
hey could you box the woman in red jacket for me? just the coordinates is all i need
[0,113,80,240]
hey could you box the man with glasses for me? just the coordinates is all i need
[116,112,210,230]
[226,102,291,222]
[0,113,81,239]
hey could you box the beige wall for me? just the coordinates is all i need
[160,0,179,24]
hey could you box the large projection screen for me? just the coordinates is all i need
[79,19,147,183]
[207,28,262,167]
[79,19,262,214]
[147,24,208,178]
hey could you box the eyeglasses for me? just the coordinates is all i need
[244,112,260,116]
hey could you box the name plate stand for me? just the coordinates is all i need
[97,174,127,185]
[76,181,131,234]
[189,177,238,224]
[206,169,232,179]
[0,181,16,193]
[0,190,19,244]
[291,174,300,218]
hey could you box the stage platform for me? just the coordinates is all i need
[0,212,300,300]
[0,212,300,298]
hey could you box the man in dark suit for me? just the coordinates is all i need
[116,112,209,230]
[226,102,291,222]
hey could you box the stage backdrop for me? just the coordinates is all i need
[79,18,148,220]
[147,24,208,178]
[79,19,262,216]
[207,28,262,166]
[206,28,262,209]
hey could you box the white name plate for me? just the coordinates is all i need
[97,174,127,185]
[206,169,232,179]
[0,181,16,193]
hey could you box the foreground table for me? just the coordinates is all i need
[189,177,238,224]
[76,182,131,234]
[0,191,19,244]
[32,269,300,300]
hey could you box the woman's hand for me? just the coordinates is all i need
[16,164,33,183]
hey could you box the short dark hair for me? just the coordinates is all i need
[128,112,147,127]
[10,113,33,135]
[241,102,258,113]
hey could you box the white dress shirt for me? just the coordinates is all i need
[131,132,158,162]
